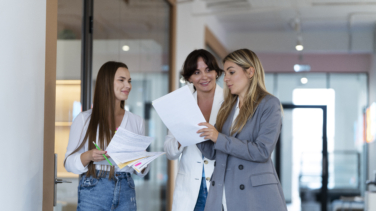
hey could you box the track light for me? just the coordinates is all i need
[295,36,303,51]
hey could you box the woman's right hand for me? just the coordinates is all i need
[81,149,110,166]
[89,149,110,162]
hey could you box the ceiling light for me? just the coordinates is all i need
[294,64,311,72]
[122,45,130,51]
[296,44,304,51]
[301,77,308,84]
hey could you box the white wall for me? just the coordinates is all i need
[0,1,47,210]
[174,1,228,90]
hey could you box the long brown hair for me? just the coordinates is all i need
[64,61,128,179]
[216,49,270,135]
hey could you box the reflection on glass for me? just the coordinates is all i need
[55,1,83,210]
[92,1,170,210]
[266,73,367,211]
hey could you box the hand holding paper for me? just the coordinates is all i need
[152,85,208,147]
[99,127,165,172]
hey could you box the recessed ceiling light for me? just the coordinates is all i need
[122,45,130,51]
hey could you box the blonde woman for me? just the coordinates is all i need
[197,49,287,211]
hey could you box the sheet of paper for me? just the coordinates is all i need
[109,151,152,164]
[117,157,146,169]
[152,85,208,147]
[106,128,154,153]
[131,152,166,172]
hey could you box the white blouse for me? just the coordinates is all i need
[64,109,150,177]
[223,97,240,211]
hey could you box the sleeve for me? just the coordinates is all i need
[196,140,216,160]
[164,130,184,160]
[133,119,150,177]
[64,113,89,174]
[214,97,282,163]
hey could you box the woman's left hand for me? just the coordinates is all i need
[197,122,219,143]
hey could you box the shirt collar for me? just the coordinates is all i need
[236,97,240,109]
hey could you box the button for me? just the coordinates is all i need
[206,177,210,181]
[240,184,245,190]
[204,160,208,164]
[212,181,215,186]
[214,161,216,166]
[238,165,244,170]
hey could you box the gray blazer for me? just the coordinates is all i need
[197,95,287,211]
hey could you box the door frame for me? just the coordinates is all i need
[275,104,328,211]
[42,0,58,210]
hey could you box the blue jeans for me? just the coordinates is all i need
[77,171,136,211]
[194,177,208,211]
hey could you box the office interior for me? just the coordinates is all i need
[1,0,376,211]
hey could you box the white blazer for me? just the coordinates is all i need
[164,84,224,211]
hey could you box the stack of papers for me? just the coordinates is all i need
[152,85,208,147]
[105,127,165,172]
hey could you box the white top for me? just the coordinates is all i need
[64,109,150,177]
[164,84,224,211]
[223,97,240,211]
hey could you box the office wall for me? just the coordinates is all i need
[174,1,228,89]
[227,30,374,53]
[0,1,47,210]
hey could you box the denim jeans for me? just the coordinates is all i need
[194,177,208,211]
[77,171,136,211]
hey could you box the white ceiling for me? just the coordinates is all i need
[197,0,376,32]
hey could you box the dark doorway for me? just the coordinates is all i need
[275,104,328,211]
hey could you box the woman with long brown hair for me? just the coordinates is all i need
[64,61,148,211]
[196,49,287,211]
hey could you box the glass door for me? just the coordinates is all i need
[54,0,83,210]
[91,0,171,210]
[279,105,328,211]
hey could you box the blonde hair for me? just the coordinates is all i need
[216,49,270,135]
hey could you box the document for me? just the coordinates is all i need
[106,127,153,153]
[152,85,208,147]
[96,128,165,172]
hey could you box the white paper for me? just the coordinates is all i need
[106,127,153,153]
[152,85,208,147]
[131,152,166,172]
[109,151,161,164]
[102,128,164,171]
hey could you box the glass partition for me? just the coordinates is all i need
[92,1,170,210]
[55,0,82,210]
[54,1,171,211]
[265,73,368,210]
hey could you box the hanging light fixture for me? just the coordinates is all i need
[292,17,304,51]
[296,36,304,51]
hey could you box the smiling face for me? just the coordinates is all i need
[223,60,254,99]
[188,57,218,94]
[114,67,132,101]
